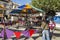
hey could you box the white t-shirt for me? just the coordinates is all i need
[11,16,14,21]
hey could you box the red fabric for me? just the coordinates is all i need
[48,22,56,30]
[29,29,35,37]
[14,32,21,39]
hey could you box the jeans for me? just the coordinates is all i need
[49,29,54,40]
[42,30,50,40]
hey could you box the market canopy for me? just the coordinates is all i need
[18,4,31,9]
[10,9,39,14]
[10,4,40,15]
[18,5,26,10]
[10,9,21,14]
[10,5,26,14]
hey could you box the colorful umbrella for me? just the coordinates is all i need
[0,29,14,39]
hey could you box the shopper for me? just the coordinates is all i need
[48,20,56,40]
[41,19,50,40]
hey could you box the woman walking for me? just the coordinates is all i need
[48,20,56,40]
[41,19,50,40]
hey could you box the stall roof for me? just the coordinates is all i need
[10,4,40,14]
[10,9,21,14]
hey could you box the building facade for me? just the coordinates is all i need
[0,0,19,19]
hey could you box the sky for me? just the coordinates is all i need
[12,0,31,5]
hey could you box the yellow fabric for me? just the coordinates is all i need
[25,4,31,8]
[23,9,26,12]
[22,4,31,13]
[0,5,4,8]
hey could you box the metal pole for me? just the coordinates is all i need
[3,16,7,40]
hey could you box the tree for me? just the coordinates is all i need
[30,0,60,17]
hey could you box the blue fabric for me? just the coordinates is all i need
[18,5,26,10]
[10,5,26,14]
[28,10,31,14]
[10,9,21,14]
[53,16,60,24]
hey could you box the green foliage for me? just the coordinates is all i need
[31,0,60,12]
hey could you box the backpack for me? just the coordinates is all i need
[48,22,55,30]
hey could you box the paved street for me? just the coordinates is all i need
[0,25,60,40]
